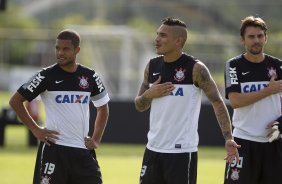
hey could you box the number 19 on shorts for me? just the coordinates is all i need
[44,162,55,175]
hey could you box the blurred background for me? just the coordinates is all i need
[1,0,282,100]
[1,0,282,183]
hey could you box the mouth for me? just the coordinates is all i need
[252,43,262,48]
[57,57,65,61]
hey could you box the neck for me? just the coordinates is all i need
[244,52,265,63]
[164,51,182,63]
[60,63,78,73]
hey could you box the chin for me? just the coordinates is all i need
[58,62,68,67]
[57,61,64,65]
[250,50,262,55]
[156,50,163,55]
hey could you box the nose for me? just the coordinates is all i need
[57,49,64,55]
[155,35,160,42]
[253,36,260,43]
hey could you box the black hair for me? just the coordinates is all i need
[57,29,80,48]
[240,16,267,37]
[161,17,187,28]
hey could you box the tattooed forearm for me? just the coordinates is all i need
[135,62,152,112]
[212,100,233,141]
[135,83,152,112]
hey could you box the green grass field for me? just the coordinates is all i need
[0,126,227,184]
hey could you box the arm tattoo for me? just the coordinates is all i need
[194,62,233,140]
[135,63,152,112]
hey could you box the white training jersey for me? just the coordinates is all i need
[146,53,202,153]
[225,54,282,142]
[18,63,110,149]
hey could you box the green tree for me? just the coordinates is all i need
[0,4,38,28]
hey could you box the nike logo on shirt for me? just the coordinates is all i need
[242,72,250,75]
[55,80,64,84]
[153,72,160,76]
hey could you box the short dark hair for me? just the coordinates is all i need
[240,16,268,37]
[161,17,187,28]
[57,29,80,48]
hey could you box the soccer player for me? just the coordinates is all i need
[224,16,282,183]
[135,17,240,184]
[9,29,109,184]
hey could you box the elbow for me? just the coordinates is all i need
[134,96,150,112]
[229,101,240,109]
[134,104,144,112]
[227,93,244,109]
[136,108,146,112]
[9,92,26,111]
[134,98,142,112]
[9,96,16,109]
[134,102,147,112]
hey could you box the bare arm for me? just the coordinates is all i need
[193,62,240,163]
[9,92,58,145]
[135,63,152,112]
[85,103,109,149]
[194,62,233,140]
[134,62,175,112]
[228,76,282,108]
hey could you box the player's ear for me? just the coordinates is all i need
[240,36,245,46]
[75,46,80,54]
[265,34,268,44]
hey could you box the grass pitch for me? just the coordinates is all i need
[0,126,226,184]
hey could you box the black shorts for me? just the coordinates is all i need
[224,137,282,184]
[33,142,102,184]
[139,148,198,184]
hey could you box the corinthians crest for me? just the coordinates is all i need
[174,67,186,82]
[78,76,89,89]
[267,67,277,78]
[41,175,51,184]
[231,168,240,181]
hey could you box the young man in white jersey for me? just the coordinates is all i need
[224,16,282,183]
[9,29,110,184]
[135,17,240,184]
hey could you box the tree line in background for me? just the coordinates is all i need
[1,1,282,85]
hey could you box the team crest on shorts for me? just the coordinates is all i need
[40,175,51,184]
[231,168,240,181]
[78,76,89,89]
[267,67,277,78]
[174,67,186,82]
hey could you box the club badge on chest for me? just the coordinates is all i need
[78,76,89,89]
[174,67,186,82]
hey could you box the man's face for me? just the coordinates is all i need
[55,39,79,67]
[155,24,178,55]
[241,26,267,55]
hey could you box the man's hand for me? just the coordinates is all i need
[224,139,241,163]
[267,75,282,95]
[32,127,59,146]
[84,136,99,150]
[143,76,175,99]
[267,121,281,142]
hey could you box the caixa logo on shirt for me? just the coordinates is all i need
[55,94,89,104]
[241,82,268,93]
[170,87,184,96]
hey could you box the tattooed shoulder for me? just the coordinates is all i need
[193,61,212,87]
